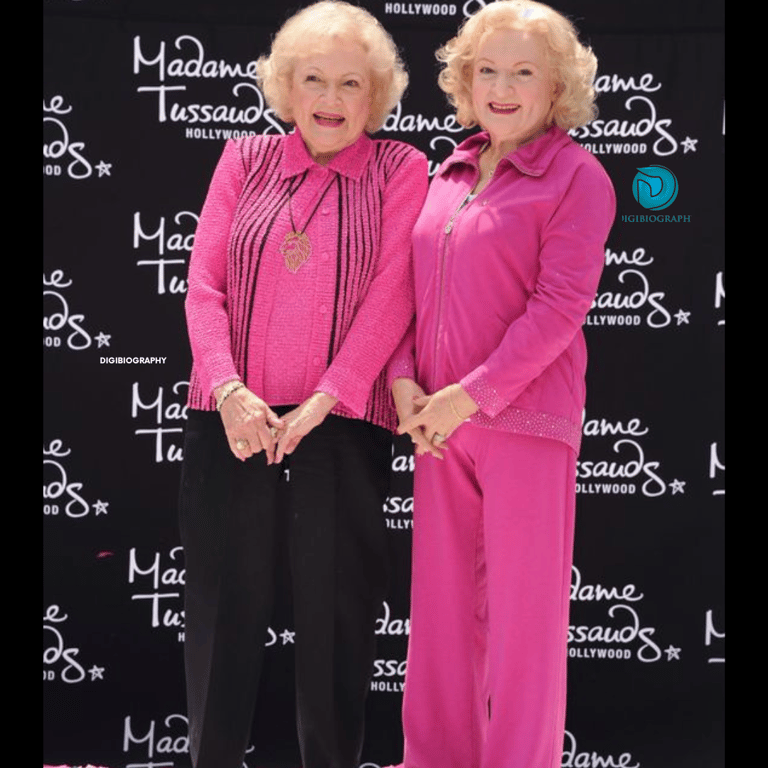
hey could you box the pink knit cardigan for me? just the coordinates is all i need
[185,129,428,431]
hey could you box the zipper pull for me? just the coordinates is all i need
[444,221,453,234]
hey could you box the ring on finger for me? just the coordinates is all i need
[432,433,447,445]
[235,439,249,451]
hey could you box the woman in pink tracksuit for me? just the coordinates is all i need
[389,2,616,766]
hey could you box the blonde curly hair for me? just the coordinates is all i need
[437,0,598,130]
[256,1,409,133]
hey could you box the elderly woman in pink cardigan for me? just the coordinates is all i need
[389,2,615,767]
[178,3,427,767]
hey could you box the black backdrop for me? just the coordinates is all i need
[43,1,724,766]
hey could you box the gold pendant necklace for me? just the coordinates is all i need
[280,231,312,273]
[280,173,337,273]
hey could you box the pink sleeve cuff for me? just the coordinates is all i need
[388,359,416,388]
[317,365,370,419]
[460,366,508,418]
[386,323,416,388]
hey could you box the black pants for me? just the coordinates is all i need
[179,409,391,768]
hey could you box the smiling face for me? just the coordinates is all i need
[471,28,556,151]
[289,40,373,164]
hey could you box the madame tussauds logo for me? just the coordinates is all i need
[132,35,285,139]
[44,604,105,683]
[623,165,690,222]
[568,567,681,663]
[122,713,256,765]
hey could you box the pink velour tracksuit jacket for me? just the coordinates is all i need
[394,125,616,452]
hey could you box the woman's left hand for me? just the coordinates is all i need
[392,378,444,459]
[397,383,479,448]
[274,392,338,463]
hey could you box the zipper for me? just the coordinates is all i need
[433,180,479,384]
[444,190,473,234]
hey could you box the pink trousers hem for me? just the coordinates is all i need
[401,427,576,768]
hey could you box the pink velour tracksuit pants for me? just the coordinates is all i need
[401,424,576,768]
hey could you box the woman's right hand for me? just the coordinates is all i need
[392,378,444,459]
[215,382,285,464]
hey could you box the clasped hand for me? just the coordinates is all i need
[218,384,337,464]
[393,379,478,459]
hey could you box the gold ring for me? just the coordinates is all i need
[433,433,446,444]
[235,439,249,451]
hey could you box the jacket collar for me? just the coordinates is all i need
[281,126,374,180]
[437,125,572,179]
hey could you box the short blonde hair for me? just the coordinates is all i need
[437,0,598,130]
[256,1,408,133]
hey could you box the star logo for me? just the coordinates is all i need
[95,332,111,348]
[96,161,112,177]
[670,479,686,495]
[88,665,105,680]
[664,646,681,661]
[280,629,296,645]
[93,500,109,516]
[681,137,698,153]
[675,309,691,325]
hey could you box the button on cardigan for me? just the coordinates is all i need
[391,126,616,452]
[185,129,429,431]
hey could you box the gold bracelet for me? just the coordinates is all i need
[215,380,244,411]
[449,389,464,422]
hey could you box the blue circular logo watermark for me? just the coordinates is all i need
[632,166,679,211]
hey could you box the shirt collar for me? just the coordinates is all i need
[437,125,572,178]
[281,127,374,180]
